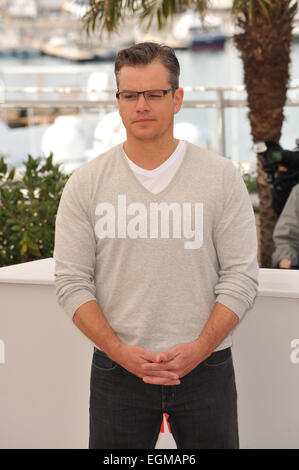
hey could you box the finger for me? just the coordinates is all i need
[142,370,179,379]
[156,352,167,362]
[156,350,178,363]
[142,350,161,363]
[143,376,181,385]
[142,362,176,372]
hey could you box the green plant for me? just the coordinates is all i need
[0,153,71,267]
[235,161,258,194]
[242,171,258,194]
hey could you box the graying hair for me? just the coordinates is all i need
[114,42,180,92]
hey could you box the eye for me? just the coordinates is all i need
[123,93,137,100]
[146,91,164,99]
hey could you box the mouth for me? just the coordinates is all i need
[134,119,154,123]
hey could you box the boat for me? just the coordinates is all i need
[138,10,227,52]
[189,26,226,51]
[171,10,226,51]
[41,32,118,62]
[41,35,96,62]
[186,12,226,51]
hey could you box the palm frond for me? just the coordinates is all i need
[82,0,297,38]
[82,0,209,37]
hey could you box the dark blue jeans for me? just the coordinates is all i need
[89,346,239,449]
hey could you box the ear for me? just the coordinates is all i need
[116,95,120,112]
[174,87,184,115]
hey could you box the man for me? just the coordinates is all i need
[272,182,299,269]
[54,42,259,449]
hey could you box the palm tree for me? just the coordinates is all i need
[82,0,298,267]
[232,1,297,268]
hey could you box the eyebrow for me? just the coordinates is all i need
[118,88,168,92]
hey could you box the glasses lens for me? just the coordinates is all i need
[118,90,168,102]
[144,90,165,100]
[120,92,138,101]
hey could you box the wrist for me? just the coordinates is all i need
[107,340,125,362]
[193,335,215,363]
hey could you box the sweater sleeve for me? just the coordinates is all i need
[272,184,299,267]
[53,170,97,320]
[213,160,259,320]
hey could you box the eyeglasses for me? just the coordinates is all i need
[116,88,176,103]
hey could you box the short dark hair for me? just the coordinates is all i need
[114,42,180,92]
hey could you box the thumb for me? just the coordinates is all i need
[156,350,175,363]
[142,350,163,363]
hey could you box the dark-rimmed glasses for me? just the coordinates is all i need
[116,88,176,103]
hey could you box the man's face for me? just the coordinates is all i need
[116,60,184,143]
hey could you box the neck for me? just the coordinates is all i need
[123,137,180,170]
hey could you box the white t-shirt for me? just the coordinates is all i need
[124,140,187,194]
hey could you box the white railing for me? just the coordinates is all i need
[1,82,299,156]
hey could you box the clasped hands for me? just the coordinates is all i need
[114,341,205,386]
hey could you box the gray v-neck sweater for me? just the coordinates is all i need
[53,141,259,353]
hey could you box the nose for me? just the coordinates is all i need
[135,92,150,111]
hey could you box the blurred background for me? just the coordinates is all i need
[0,0,298,174]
